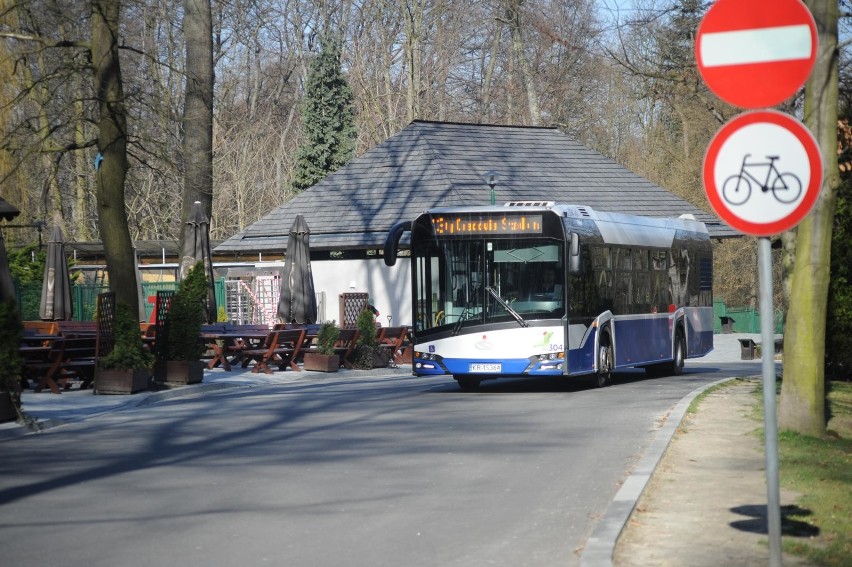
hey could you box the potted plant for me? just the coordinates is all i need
[158,261,208,384]
[95,301,154,394]
[0,299,24,422]
[353,308,388,369]
[303,320,341,372]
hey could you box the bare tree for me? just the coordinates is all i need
[502,0,541,125]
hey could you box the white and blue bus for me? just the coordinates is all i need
[384,202,713,390]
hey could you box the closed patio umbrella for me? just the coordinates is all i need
[39,225,73,321]
[179,200,216,322]
[277,215,317,324]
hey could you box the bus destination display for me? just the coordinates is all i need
[431,214,543,236]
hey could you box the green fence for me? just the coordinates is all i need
[713,300,784,334]
[13,279,226,322]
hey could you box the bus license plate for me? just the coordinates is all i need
[469,363,501,373]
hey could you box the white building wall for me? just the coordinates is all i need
[311,257,412,326]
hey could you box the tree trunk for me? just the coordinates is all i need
[92,0,138,316]
[779,0,839,436]
[480,19,503,122]
[504,0,540,126]
[402,1,423,122]
[180,0,214,276]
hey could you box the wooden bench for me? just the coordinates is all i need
[241,329,307,374]
[57,321,98,336]
[23,321,58,335]
[23,337,98,393]
[276,324,321,360]
[377,326,409,365]
[333,328,360,369]
[21,343,61,393]
[202,324,273,370]
[141,324,158,352]
[54,337,98,390]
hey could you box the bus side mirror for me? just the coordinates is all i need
[383,221,411,266]
[568,233,582,275]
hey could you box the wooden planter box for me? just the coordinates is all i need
[159,360,205,385]
[303,353,340,372]
[0,391,16,423]
[94,368,150,395]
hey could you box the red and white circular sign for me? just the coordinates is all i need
[696,0,817,109]
[703,110,822,236]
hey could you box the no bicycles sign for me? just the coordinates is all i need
[696,0,817,109]
[703,110,822,236]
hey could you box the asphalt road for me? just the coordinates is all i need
[0,362,758,567]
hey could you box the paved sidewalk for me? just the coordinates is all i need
[2,334,783,566]
[611,379,811,567]
[0,364,411,441]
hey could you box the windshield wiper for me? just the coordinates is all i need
[485,286,528,328]
[452,302,471,336]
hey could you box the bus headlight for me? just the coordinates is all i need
[535,352,563,361]
[528,352,564,372]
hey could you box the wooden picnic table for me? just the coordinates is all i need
[202,331,271,371]
[201,325,322,372]
[19,336,98,394]
[241,329,309,374]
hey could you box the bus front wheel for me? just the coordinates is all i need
[595,334,613,388]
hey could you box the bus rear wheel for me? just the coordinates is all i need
[456,376,481,391]
[595,334,613,388]
[671,330,685,376]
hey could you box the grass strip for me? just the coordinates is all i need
[751,380,852,566]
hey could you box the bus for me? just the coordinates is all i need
[384,202,713,390]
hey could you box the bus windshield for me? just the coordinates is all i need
[414,237,564,331]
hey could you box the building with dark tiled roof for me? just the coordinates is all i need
[215,121,733,324]
[217,120,734,256]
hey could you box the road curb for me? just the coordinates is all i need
[578,377,735,567]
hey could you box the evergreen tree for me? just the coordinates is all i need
[292,34,356,191]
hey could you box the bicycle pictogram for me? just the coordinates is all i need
[721,154,802,206]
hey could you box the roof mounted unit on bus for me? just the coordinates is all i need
[678,213,697,220]
[503,201,555,207]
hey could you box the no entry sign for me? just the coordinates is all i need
[703,110,822,236]
[696,0,817,109]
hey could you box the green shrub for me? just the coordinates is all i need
[164,261,208,361]
[353,309,382,369]
[316,321,340,355]
[355,308,377,347]
[0,299,24,409]
[99,301,155,370]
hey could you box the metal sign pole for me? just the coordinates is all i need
[758,236,782,566]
